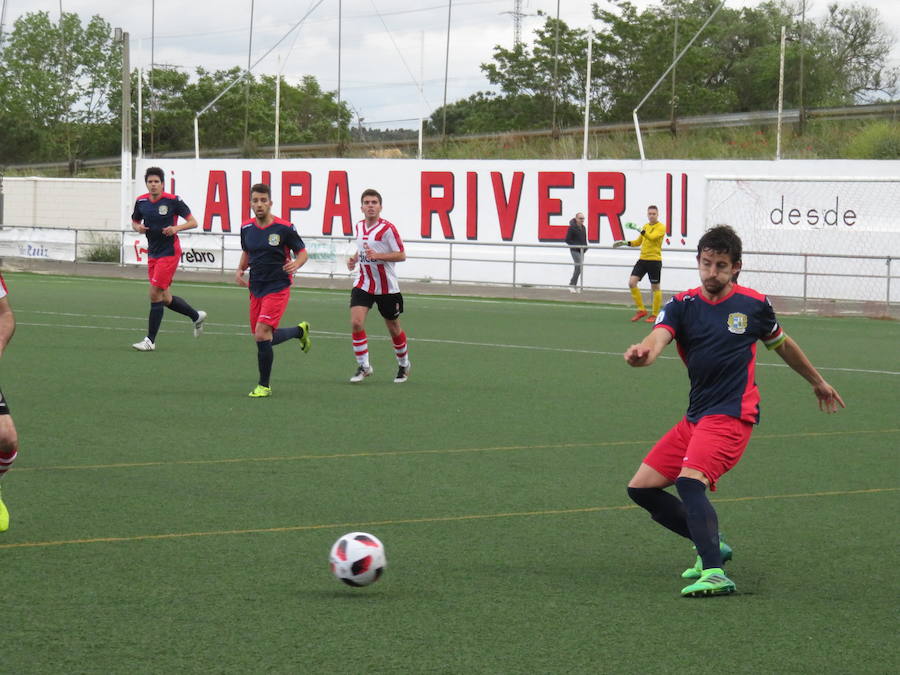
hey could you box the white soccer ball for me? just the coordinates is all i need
[329,532,387,587]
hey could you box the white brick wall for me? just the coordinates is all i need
[2,177,122,230]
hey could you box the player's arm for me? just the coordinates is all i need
[235,251,250,287]
[346,251,358,271]
[163,214,197,236]
[774,336,845,413]
[283,248,308,275]
[624,326,672,367]
[644,223,666,242]
[0,297,15,358]
[131,218,148,233]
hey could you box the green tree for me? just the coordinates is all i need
[0,11,120,165]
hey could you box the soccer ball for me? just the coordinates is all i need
[329,532,386,587]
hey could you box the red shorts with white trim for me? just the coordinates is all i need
[147,254,180,289]
[643,414,753,491]
[250,287,291,332]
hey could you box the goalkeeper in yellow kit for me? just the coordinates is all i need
[614,205,666,322]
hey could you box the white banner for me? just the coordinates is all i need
[0,227,76,261]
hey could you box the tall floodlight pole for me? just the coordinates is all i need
[137,67,143,158]
[441,0,452,139]
[244,0,255,151]
[581,31,593,160]
[275,55,281,158]
[776,25,786,160]
[150,0,155,156]
[0,0,9,48]
[337,0,343,155]
[550,0,561,137]
[117,28,132,264]
[798,0,807,136]
[670,8,679,135]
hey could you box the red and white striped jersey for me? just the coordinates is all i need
[352,217,405,295]
[0,273,7,299]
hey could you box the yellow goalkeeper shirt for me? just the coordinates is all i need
[629,221,666,261]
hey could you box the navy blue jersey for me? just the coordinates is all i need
[240,217,306,297]
[131,192,192,259]
[655,284,787,424]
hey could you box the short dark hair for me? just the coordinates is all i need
[697,224,742,264]
[648,205,658,211]
[145,167,164,182]
[361,188,382,204]
[250,183,271,197]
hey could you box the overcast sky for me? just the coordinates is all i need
[3,0,898,129]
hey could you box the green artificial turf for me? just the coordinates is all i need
[1,273,897,673]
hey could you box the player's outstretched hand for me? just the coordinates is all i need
[624,221,640,231]
[235,269,249,287]
[814,381,845,413]
[346,255,357,271]
[624,344,651,367]
[612,240,628,248]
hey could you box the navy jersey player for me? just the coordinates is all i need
[623,225,844,597]
[235,183,311,398]
[130,166,206,351]
[0,274,20,532]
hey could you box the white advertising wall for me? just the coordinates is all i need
[126,158,899,299]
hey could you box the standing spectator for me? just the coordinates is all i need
[565,212,587,293]
[346,189,411,383]
[131,166,206,351]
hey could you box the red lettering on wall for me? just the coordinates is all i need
[665,173,673,237]
[322,171,352,235]
[420,172,455,239]
[281,171,311,222]
[241,171,272,223]
[466,172,478,240]
[537,172,573,241]
[491,171,524,241]
[203,170,231,232]
[681,173,688,237]
[586,172,625,242]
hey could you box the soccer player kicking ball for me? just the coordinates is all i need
[623,225,844,597]
[130,166,207,351]
[346,189,411,384]
[235,183,312,398]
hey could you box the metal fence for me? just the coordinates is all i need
[0,226,896,314]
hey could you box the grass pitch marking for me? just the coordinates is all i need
[15,428,900,474]
[0,487,895,551]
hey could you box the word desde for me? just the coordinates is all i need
[769,195,857,227]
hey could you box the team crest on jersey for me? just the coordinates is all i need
[158,205,169,215]
[727,312,748,334]
[268,233,281,246]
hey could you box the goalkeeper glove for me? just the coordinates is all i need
[624,221,640,231]
[612,240,628,248]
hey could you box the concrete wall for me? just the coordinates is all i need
[2,177,121,230]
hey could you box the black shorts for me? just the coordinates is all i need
[630,260,662,284]
[350,287,404,320]
[0,389,10,415]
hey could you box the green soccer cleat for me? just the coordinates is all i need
[298,321,312,353]
[681,568,736,597]
[248,385,272,398]
[682,537,733,579]
[0,485,8,532]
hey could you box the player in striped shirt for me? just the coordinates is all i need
[346,189,410,383]
[623,225,844,597]
[0,273,20,532]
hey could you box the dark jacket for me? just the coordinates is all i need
[565,218,587,250]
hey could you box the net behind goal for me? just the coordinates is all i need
[705,176,900,313]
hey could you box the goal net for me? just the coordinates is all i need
[705,176,900,313]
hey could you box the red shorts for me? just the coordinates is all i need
[643,415,753,491]
[147,254,180,289]
[250,287,291,332]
